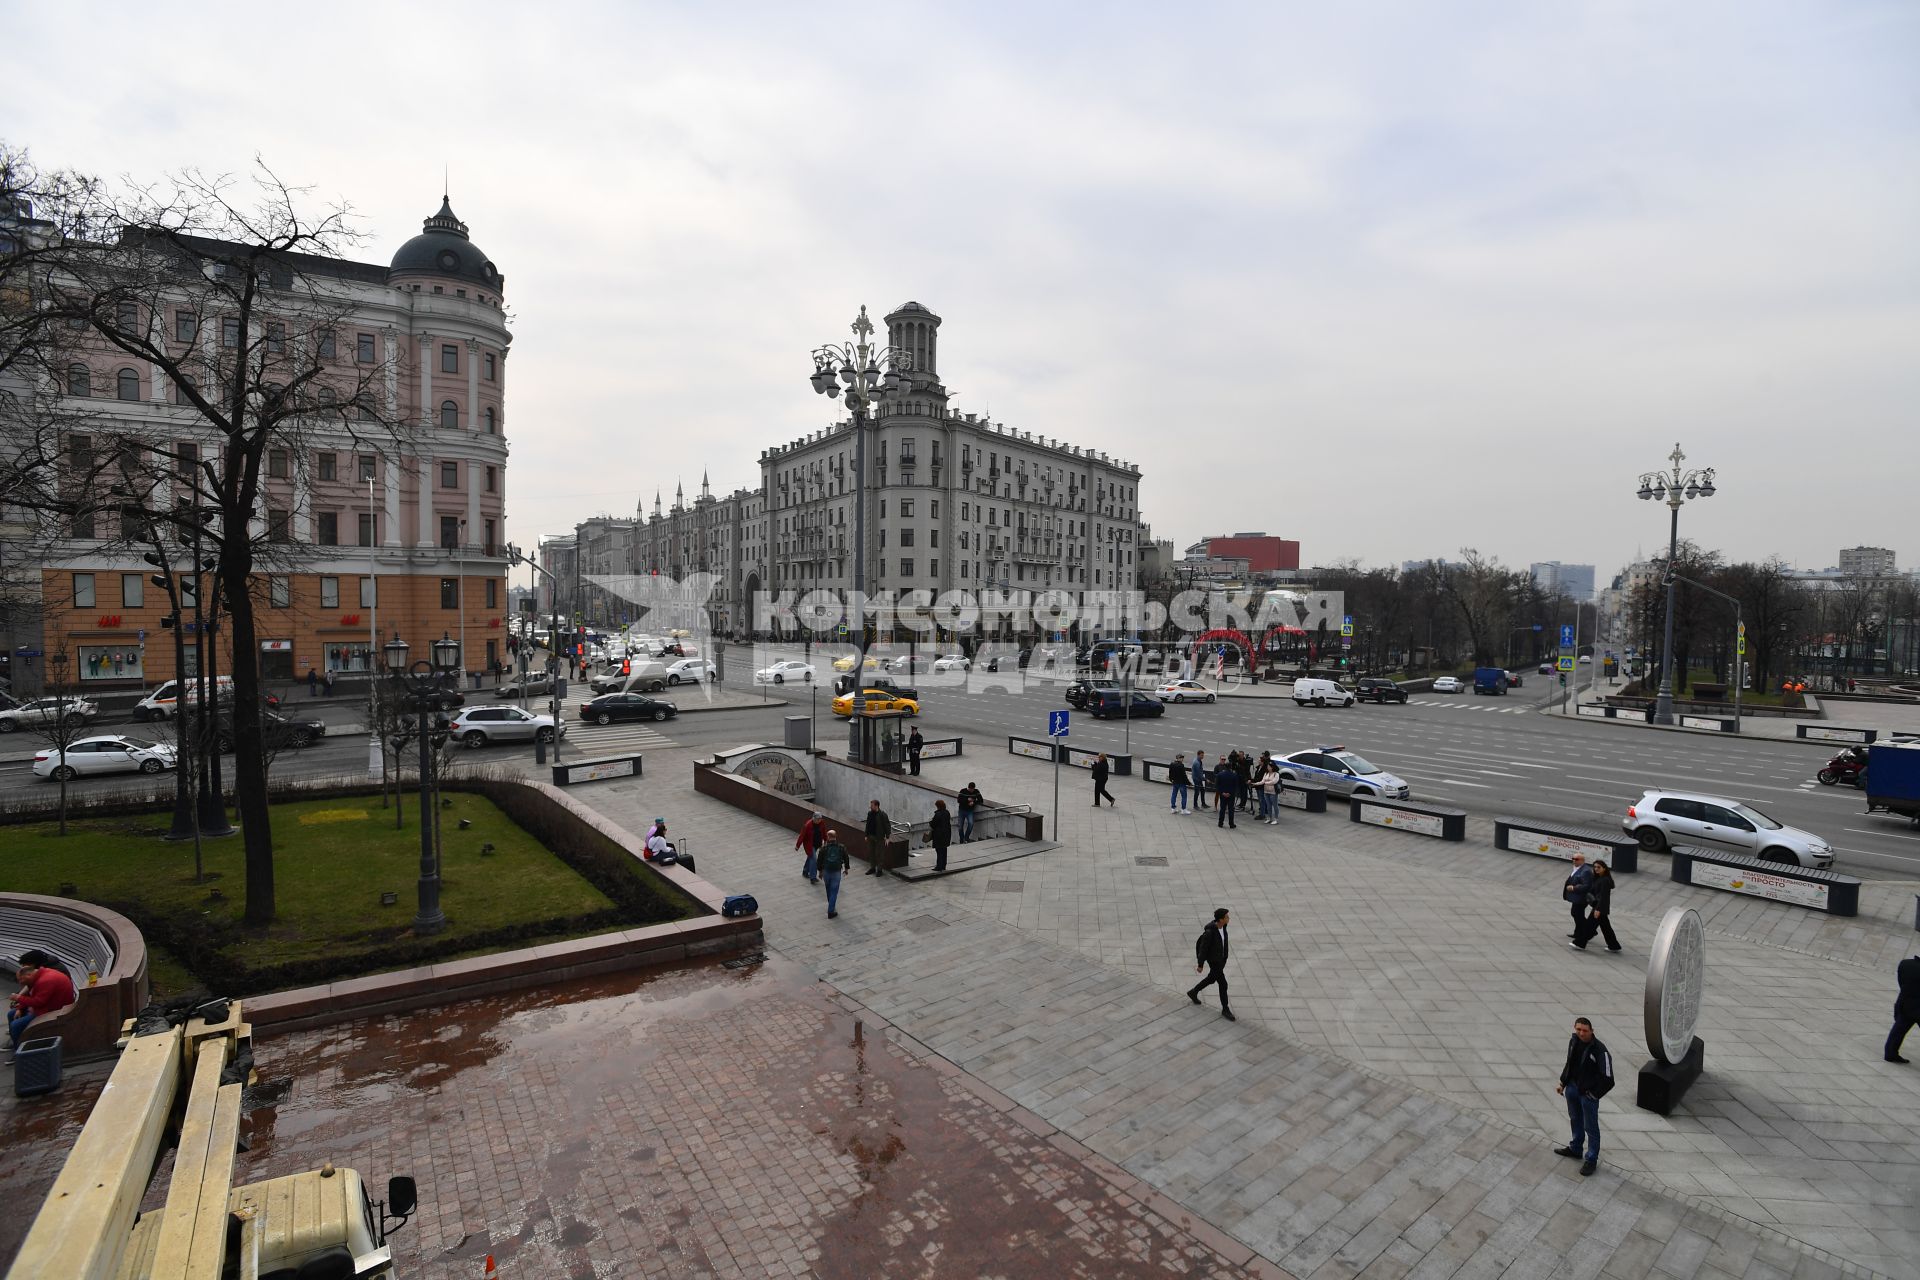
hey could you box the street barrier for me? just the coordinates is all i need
[552,754,643,787]
[1276,780,1329,813]
[917,736,964,759]
[1348,795,1466,841]
[1005,736,1131,776]
[1669,847,1860,917]
[1492,818,1639,873]
[1007,735,1057,762]
[1796,724,1878,744]
[1678,715,1736,733]
[1577,704,1610,719]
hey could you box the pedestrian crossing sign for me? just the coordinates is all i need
[1556,656,1575,671]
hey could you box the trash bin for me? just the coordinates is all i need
[13,1035,62,1098]
[784,715,812,749]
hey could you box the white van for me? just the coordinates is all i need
[1291,677,1355,708]
[133,675,236,721]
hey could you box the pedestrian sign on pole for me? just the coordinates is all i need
[1048,710,1070,738]
[1557,656,1576,672]
[1560,624,1575,648]
[1340,615,1354,638]
[1738,636,1746,655]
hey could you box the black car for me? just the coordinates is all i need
[215,709,326,751]
[1088,689,1165,719]
[832,674,918,700]
[579,693,677,724]
[1064,679,1118,709]
[1355,678,1408,704]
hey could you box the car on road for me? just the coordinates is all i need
[1431,676,1464,693]
[1088,689,1165,719]
[498,672,556,699]
[0,696,99,733]
[579,693,677,724]
[753,660,816,685]
[1064,679,1118,709]
[1292,677,1356,708]
[448,705,565,748]
[1538,662,1553,675]
[1155,679,1217,704]
[1273,746,1410,799]
[1621,789,1834,868]
[214,709,327,752]
[832,653,887,673]
[932,654,971,673]
[34,735,177,781]
[664,658,717,685]
[1354,678,1407,704]
[889,653,939,674]
[590,662,672,693]
[1505,670,1523,688]
[831,688,920,718]
[1578,654,1592,664]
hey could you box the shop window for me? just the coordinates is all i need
[77,645,144,683]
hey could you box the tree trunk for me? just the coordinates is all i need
[223,544,276,926]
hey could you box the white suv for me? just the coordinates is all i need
[1622,790,1834,868]
[448,705,565,749]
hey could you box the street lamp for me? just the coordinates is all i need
[808,305,915,721]
[383,631,460,935]
[1636,442,1717,725]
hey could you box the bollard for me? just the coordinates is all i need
[534,738,547,766]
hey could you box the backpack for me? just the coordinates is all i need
[722,894,759,918]
[1195,927,1210,965]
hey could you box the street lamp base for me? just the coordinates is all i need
[1651,682,1676,726]
[412,904,448,935]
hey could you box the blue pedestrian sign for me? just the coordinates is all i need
[1531,624,1542,632]
[1559,624,1575,648]
[1048,710,1070,738]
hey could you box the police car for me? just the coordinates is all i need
[1273,745,1411,799]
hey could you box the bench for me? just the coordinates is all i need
[1669,847,1861,916]
[1348,795,1467,841]
[0,906,115,985]
[0,895,150,1060]
[1492,819,1639,873]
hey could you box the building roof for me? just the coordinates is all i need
[389,197,503,292]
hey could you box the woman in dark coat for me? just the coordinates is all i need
[1573,861,1621,951]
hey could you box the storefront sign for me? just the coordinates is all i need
[1357,804,1443,837]
[96,615,123,628]
[340,614,361,626]
[261,640,294,652]
[1508,827,1610,862]
[1688,861,1829,910]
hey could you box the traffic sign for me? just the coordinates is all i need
[1559,625,1575,648]
[1738,637,1746,655]
[1557,656,1576,672]
[1340,621,1354,638]
[1048,710,1070,738]
[1737,621,1746,637]
[1532,624,1543,632]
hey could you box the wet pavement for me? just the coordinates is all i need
[3,956,1263,1278]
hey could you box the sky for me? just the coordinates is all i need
[6,1,1916,584]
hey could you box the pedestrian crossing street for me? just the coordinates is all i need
[1408,698,1531,714]
[562,721,678,753]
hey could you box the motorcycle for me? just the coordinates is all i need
[1816,748,1868,788]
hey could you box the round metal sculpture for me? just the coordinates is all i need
[1644,907,1705,1064]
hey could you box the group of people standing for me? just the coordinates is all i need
[1160,750,1284,827]
[790,783,992,918]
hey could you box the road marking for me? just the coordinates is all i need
[1438,778,1491,788]
[1843,826,1920,842]
[1474,769,1523,777]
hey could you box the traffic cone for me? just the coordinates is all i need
[482,1255,496,1278]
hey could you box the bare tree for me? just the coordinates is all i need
[1439,549,1525,665]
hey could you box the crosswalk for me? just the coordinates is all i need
[563,721,677,754]
[1408,699,1530,714]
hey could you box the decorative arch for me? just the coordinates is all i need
[1187,628,1254,668]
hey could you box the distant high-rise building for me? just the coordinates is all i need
[1837,546,1897,576]
[1530,562,1596,601]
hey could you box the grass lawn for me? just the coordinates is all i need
[0,791,626,996]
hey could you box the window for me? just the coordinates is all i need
[440,461,459,489]
[441,344,459,373]
[931,500,939,519]
[357,512,377,546]
[483,407,496,434]
[930,558,939,577]
[879,500,886,517]
[441,516,460,548]
[483,517,496,555]
[180,574,197,608]
[484,353,496,380]
[317,452,336,481]
[900,499,915,517]
[173,373,197,405]
[266,322,285,353]
[175,311,197,343]
[117,368,140,400]
[930,530,939,548]
[265,508,290,542]
[485,578,498,608]
[121,573,143,608]
[116,301,139,331]
[440,400,458,430]
[269,577,290,608]
[176,441,196,477]
[221,317,240,348]
[899,529,915,547]
[484,464,496,493]
[360,577,377,608]
[318,512,338,545]
[357,454,376,482]
[440,578,460,609]
[356,332,376,363]
[316,329,336,359]
[67,364,91,396]
[267,448,289,478]
[320,576,339,609]
[73,572,96,607]
[899,559,915,577]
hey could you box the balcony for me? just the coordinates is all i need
[897,453,917,470]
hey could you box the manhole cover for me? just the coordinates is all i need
[721,951,767,969]
[987,880,1026,893]
[900,914,949,933]
[1135,856,1169,867]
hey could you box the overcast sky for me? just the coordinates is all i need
[7,1,1915,582]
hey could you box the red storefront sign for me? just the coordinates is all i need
[97,615,123,628]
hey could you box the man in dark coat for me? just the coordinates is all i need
[1563,854,1594,939]
[1091,753,1115,807]
[1572,861,1622,951]
[1887,952,1920,1064]
[1555,1016,1614,1176]
[864,799,891,875]
[908,728,925,776]
[928,799,952,872]
[1186,908,1234,1020]
[1213,759,1238,829]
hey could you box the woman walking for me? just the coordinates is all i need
[1573,861,1622,951]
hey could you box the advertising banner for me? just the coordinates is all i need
[1689,860,1829,910]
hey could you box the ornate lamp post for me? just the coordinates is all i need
[808,306,914,718]
[383,631,461,935]
[1636,443,1717,725]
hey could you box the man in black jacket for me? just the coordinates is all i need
[863,800,891,875]
[1091,753,1115,807]
[1887,952,1920,1064]
[1563,854,1594,940]
[1555,1017,1614,1176]
[1187,908,1235,1020]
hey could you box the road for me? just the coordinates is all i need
[10,646,1917,878]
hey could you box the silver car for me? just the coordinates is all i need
[0,696,99,733]
[1622,789,1834,868]
[449,705,566,749]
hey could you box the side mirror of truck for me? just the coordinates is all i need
[387,1176,417,1218]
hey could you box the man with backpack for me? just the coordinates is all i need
[1187,908,1235,1020]
[818,829,851,919]
[1555,1016,1615,1176]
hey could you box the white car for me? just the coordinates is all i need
[1275,746,1411,799]
[665,658,717,686]
[0,696,99,733]
[1431,676,1464,693]
[1622,790,1834,868]
[1155,680,1217,704]
[932,654,971,672]
[754,660,816,685]
[34,735,177,781]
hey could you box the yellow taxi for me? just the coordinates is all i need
[830,688,921,718]
[831,654,888,673]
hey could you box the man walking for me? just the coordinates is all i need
[1169,753,1190,814]
[795,810,827,884]
[957,782,982,842]
[1213,757,1238,829]
[1554,1016,1614,1176]
[907,727,925,776]
[1187,908,1235,1020]
[1563,854,1594,939]
[1886,950,1920,1064]
[818,829,851,919]
[1091,752,1115,807]
[864,799,891,875]
[1572,861,1622,951]
[929,799,952,872]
